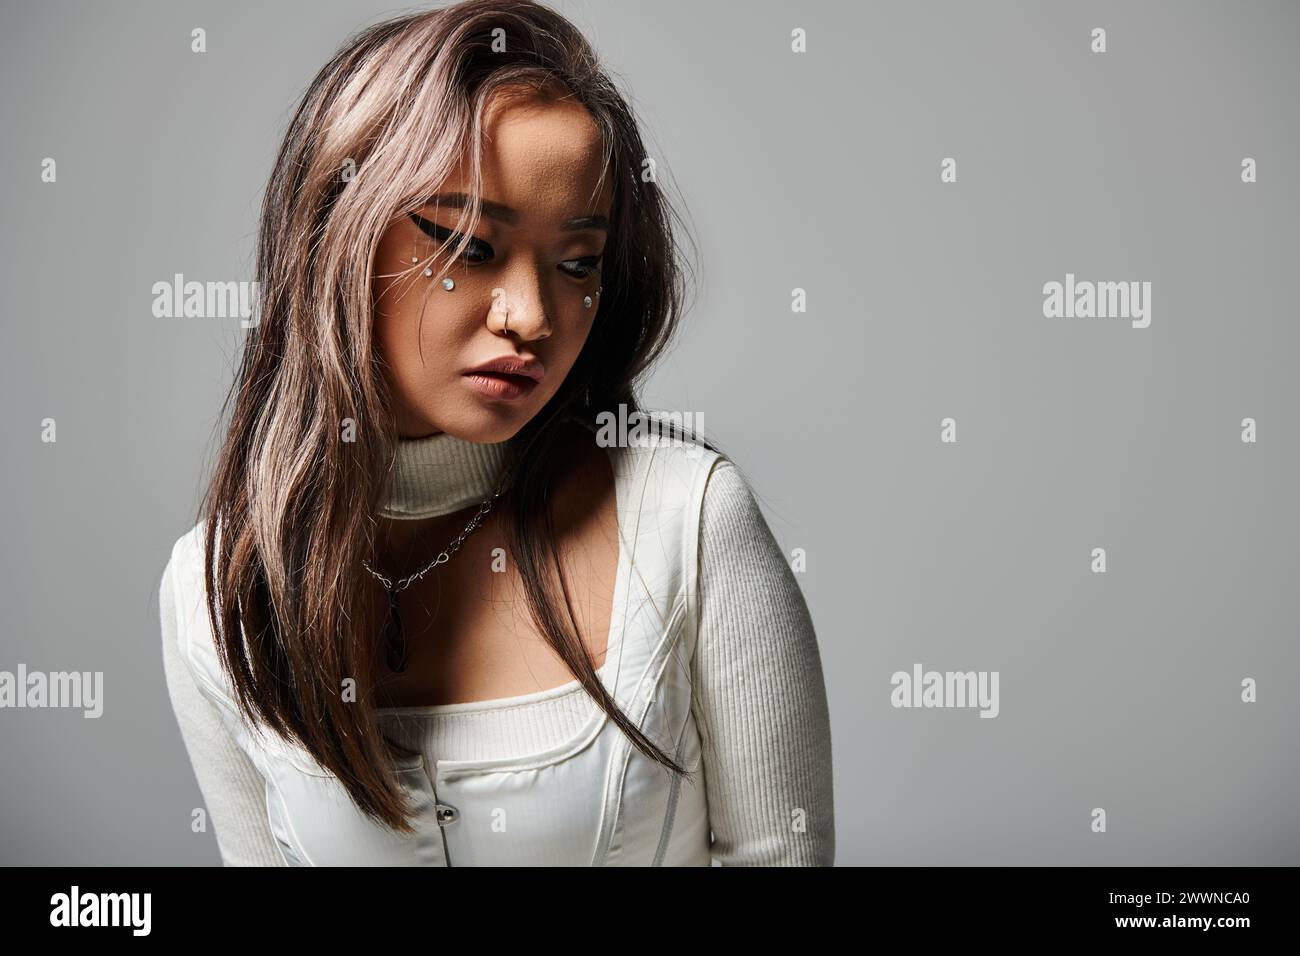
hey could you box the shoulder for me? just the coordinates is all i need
[698,457,760,530]
[158,519,235,710]
[696,457,798,582]
[159,521,209,625]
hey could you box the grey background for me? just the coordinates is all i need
[1,0,1296,865]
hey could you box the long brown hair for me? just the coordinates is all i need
[198,0,713,833]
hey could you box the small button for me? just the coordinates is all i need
[434,803,459,826]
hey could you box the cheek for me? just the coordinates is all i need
[544,309,598,382]
[372,249,461,355]
[375,292,470,388]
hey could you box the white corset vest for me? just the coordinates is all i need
[171,434,723,866]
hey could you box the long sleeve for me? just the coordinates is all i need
[690,457,836,865]
[159,556,287,866]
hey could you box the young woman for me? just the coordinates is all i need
[159,0,834,866]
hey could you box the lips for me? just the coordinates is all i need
[463,355,546,383]
[469,370,537,388]
[462,355,545,402]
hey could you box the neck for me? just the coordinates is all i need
[372,431,509,570]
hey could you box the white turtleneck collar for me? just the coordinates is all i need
[379,431,509,520]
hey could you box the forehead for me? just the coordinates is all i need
[441,88,612,220]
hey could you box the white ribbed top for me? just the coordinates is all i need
[376,661,606,762]
[161,424,836,865]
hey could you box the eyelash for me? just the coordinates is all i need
[409,214,603,280]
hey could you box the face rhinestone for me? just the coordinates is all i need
[441,277,454,290]
[583,295,592,308]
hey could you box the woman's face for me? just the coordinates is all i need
[373,89,612,442]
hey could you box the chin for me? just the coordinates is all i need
[423,403,538,445]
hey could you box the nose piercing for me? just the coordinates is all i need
[437,281,596,333]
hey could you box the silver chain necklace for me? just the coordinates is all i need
[363,489,502,673]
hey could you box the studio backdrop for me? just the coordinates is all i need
[1,0,1296,865]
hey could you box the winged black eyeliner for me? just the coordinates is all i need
[406,211,598,275]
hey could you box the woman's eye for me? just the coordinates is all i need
[460,240,494,264]
[408,213,599,277]
[561,256,603,280]
[409,213,493,264]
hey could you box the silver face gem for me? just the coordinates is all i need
[441,277,454,290]
[583,295,593,308]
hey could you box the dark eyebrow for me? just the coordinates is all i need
[421,192,608,232]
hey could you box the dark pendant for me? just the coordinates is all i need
[383,589,408,673]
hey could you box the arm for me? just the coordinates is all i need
[159,555,287,866]
[690,458,836,865]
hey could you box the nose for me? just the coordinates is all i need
[487,280,552,341]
